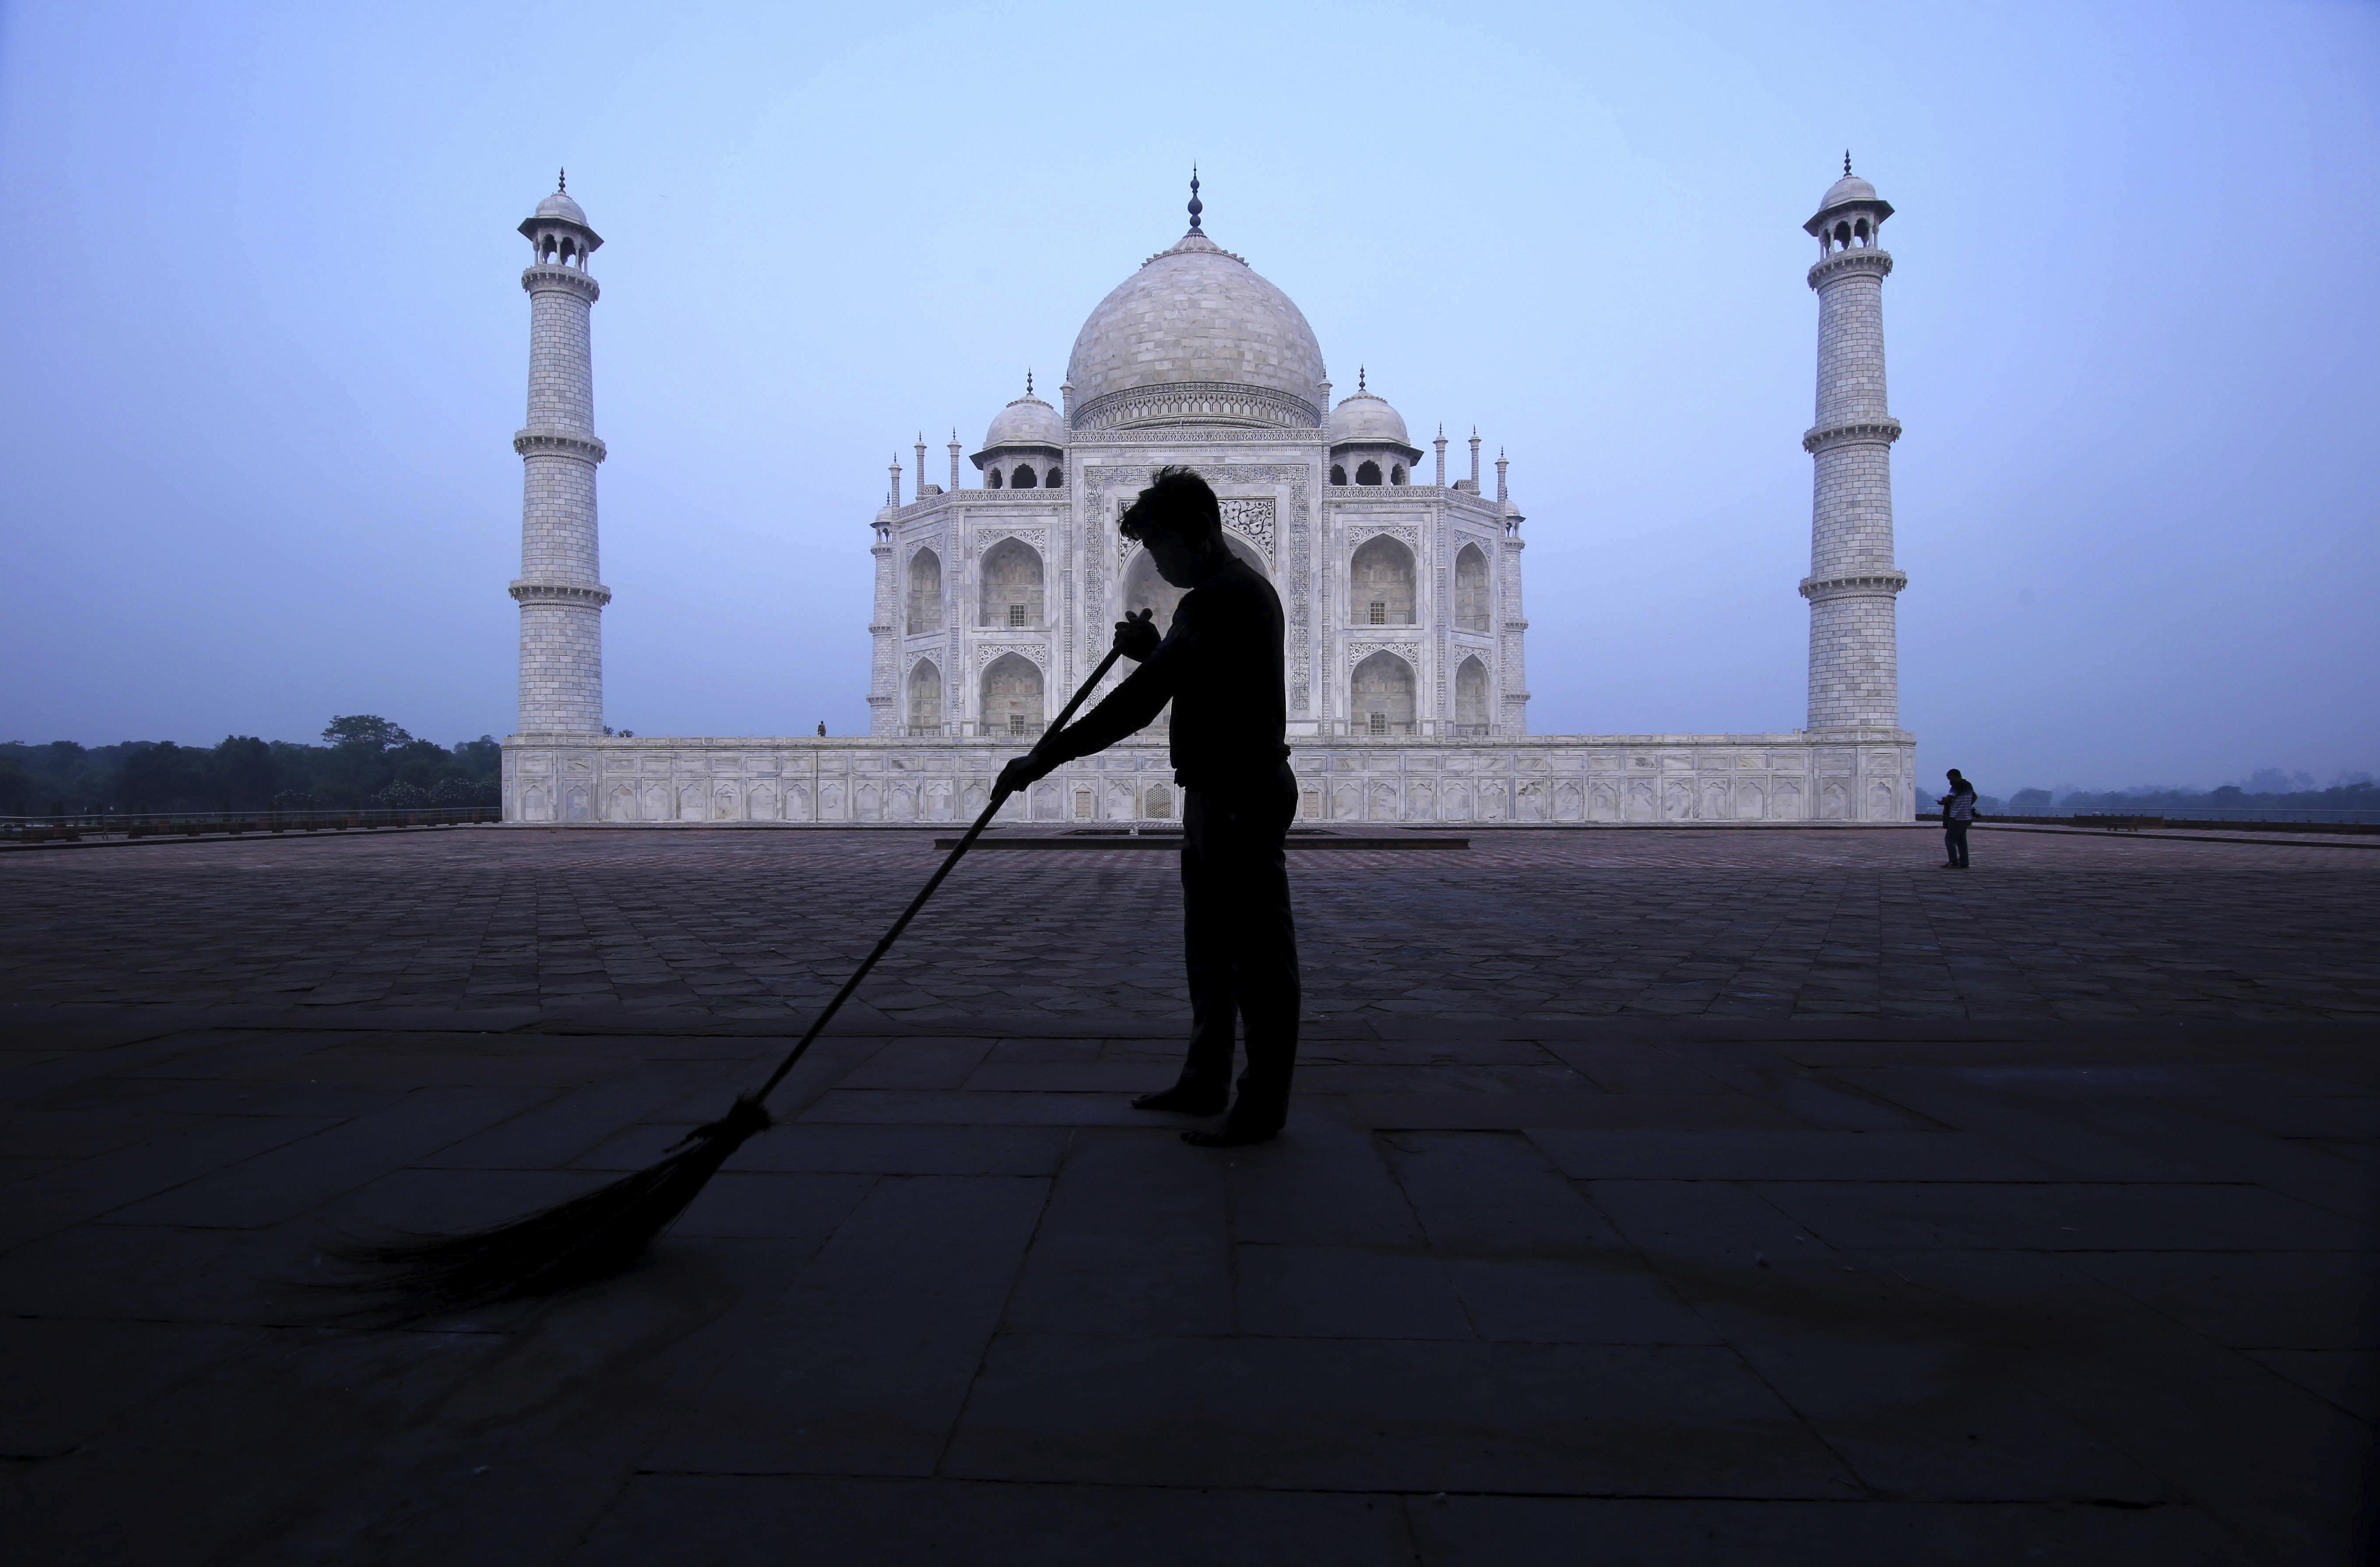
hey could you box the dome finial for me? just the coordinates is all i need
[1358,365,1367,393]
[1843,150,1852,177]
[558,167,567,193]
[1187,164,1203,230]
[1025,369,1034,397]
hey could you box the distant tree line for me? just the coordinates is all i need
[0,716,502,815]
[1991,772,2378,817]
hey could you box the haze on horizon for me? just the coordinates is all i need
[2,0,2373,796]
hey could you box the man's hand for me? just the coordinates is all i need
[995,749,1053,800]
[1113,607,1160,661]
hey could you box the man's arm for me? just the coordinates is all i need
[1035,645,1180,765]
[995,610,1176,796]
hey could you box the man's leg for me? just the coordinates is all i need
[1187,765,1301,1146]
[1132,788,1234,1113]
[1943,822,1959,866]
[1951,822,1970,867]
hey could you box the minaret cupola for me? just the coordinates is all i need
[971,372,1067,489]
[1326,368,1422,486]
[519,170,602,268]
[1804,152,1892,255]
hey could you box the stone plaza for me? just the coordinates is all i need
[2,824,2374,1562]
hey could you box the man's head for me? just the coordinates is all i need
[1946,769,1964,783]
[1121,466,1226,586]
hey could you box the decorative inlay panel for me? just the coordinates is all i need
[973,641,1050,675]
[976,526,1048,551]
[1110,496,1276,568]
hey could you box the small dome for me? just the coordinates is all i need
[1817,172,1878,212]
[1327,382,1409,448]
[984,391,1065,449]
[532,188,588,226]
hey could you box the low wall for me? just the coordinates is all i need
[504,732,1917,826]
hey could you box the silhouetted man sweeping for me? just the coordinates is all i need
[998,468,1299,1147]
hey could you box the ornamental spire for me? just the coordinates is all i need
[1843,150,1852,177]
[1187,165,1202,230]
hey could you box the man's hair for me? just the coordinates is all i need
[1119,466,1223,548]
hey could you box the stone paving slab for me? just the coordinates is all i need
[0,1010,2372,1560]
[4,827,2376,1020]
[4,830,2377,1561]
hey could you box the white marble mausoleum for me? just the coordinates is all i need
[503,166,1917,826]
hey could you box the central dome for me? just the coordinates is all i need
[1065,228,1327,432]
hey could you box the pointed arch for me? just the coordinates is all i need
[906,658,942,732]
[1455,655,1490,730]
[979,537,1044,627]
[1351,650,1415,735]
[1454,543,1489,631]
[1351,534,1416,625]
[1355,460,1382,486]
[906,547,943,634]
[980,652,1044,736]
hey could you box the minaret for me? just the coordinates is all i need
[1433,424,1447,487]
[510,172,610,735]
[948,428,962,494]
[1468,428,1481,492]
[1497,459,1529,734]
[867,475,899,735]
[1800,155,1907,732]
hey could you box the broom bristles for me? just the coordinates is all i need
[332,643,1135,1315]
[336,1093,772,1311]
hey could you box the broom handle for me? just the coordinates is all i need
[750,637,1135,1104]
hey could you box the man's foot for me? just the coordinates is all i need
[1182,1124,1277,1148]
[1939,862,1958,869]
[1133,1084,1227,1114]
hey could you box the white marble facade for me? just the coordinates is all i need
[506,734,1916,826]
[503,169,1917,825]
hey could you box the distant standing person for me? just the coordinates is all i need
[817,721,826,737]
[1938,769,1977,869]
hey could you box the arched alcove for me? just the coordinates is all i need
[1355,460,1382,486]
[1351,535,1416,626]
[1330,464,1347,485]
[1011,464,1038,489]
[980,538,1044,627]
[1456,655,1489,731]
[1351,651,1415,735]
[1390,464,1407,486]
[906,658,942,732]
[980,653,1044,736]
[1454,543,1489,630]
[1046,466,1064,489]
[906,547,944,634]
[1122,533,1268,632]
[986,467,1004,489]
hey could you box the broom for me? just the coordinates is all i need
[340,621,1149,1311]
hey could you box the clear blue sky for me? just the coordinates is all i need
[3,0,2373,793]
